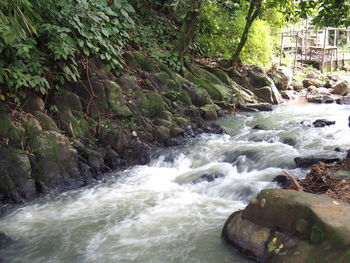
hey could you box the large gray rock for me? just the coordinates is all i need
[24,95,45,113]
[336,96,350,105]
[247,67,283,104]
[332,80,350,96]
[222,189,350,263]
[252,86,275,104]
[240,103,273,112]
[306,95,335,104]
[268,66,293,90]
[0,147,36,202]
[27,128,84,192]
[302,78,326,88]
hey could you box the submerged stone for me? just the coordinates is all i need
[294,157,340,168]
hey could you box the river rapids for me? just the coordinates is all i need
[0,103,350,263]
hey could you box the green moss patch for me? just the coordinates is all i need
[141,92,165,117]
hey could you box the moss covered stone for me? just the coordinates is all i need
[159,110,173,121]
[24,95,45,113]
[211,70,231,86]
[53,89,83,112]
[200,104,221,113]
[171,126,184,137]
[109,82,132,117]
[52,90,90,139]
[0,147,36,202]
[117,75,139,96]
[192,68,235,103]
[154,71,171,87]
[123,52,139,70]
[174,117,189,126]
[0,111,24,147]
[154,119,174,129]
[141,92,165,117]
[184,70,222,101]
[310,224,325,244]
[57,109,90,139]
[164,90,192,106]
[32,111,59,131]
[25,118,43,145]
[133,52,159,73]
[154,125,171,142]
[29,130,83,190]
[295,218,310,236]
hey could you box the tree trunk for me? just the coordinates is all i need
[231,0,262,67]
[176,0,202,65]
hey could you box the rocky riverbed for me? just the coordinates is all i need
[1,101,350,262]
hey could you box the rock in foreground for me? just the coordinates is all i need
[222,189,350,263]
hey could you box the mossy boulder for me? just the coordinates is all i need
[171,126,184,137]
[184,70,223,102]
[174,117,189,127]
[28,130,83,192]
[97,118,120,147]
[192,67,235,103]
[0,147,36,202]
[223,189,350,263]
[25,117,43,143]
[0,111,24,147]
[245,67,283,104]
[211,70,231,86]
[180,81,212,107]
[201,104,220,121]
[53,89,83,112]
[154,126,171,142]
[163,90,192,106]
[252,86,276,104]
[123,52,139,70]
[24,94,45,113]
[133,52,159,73]
[268,66,293,90]
[32,111,59,131]
[53,90,90,138]
[140,92,166,117]
[154,119,174,129]
[158,110,173,122]
[108,82,132,117]
[154,71,172,88]
[117,75,139,96]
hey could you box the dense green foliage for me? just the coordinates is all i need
[1,0,350,103]
[0,0,135,102]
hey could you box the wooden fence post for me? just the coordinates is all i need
[321,28,327,73]
[280,33,284,66]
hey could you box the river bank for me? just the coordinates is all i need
[0,54,286,210]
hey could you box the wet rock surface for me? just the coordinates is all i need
[0,233,12,249]
[336,96,350,105]
[192,173,224,183]
[222,189,350,263]
[312,119,336,127]
[294,157,340,168]
[272,175,292,188]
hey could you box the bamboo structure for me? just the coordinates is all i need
[279,22,350,72]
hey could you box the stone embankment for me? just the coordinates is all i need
[0,54,282,208]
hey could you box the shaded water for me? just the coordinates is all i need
[1,103,350,263]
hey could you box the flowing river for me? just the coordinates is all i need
[1,103,350,263]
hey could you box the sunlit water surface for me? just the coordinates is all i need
[0,103,350,263]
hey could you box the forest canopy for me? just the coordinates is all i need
[0,0,349,103]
